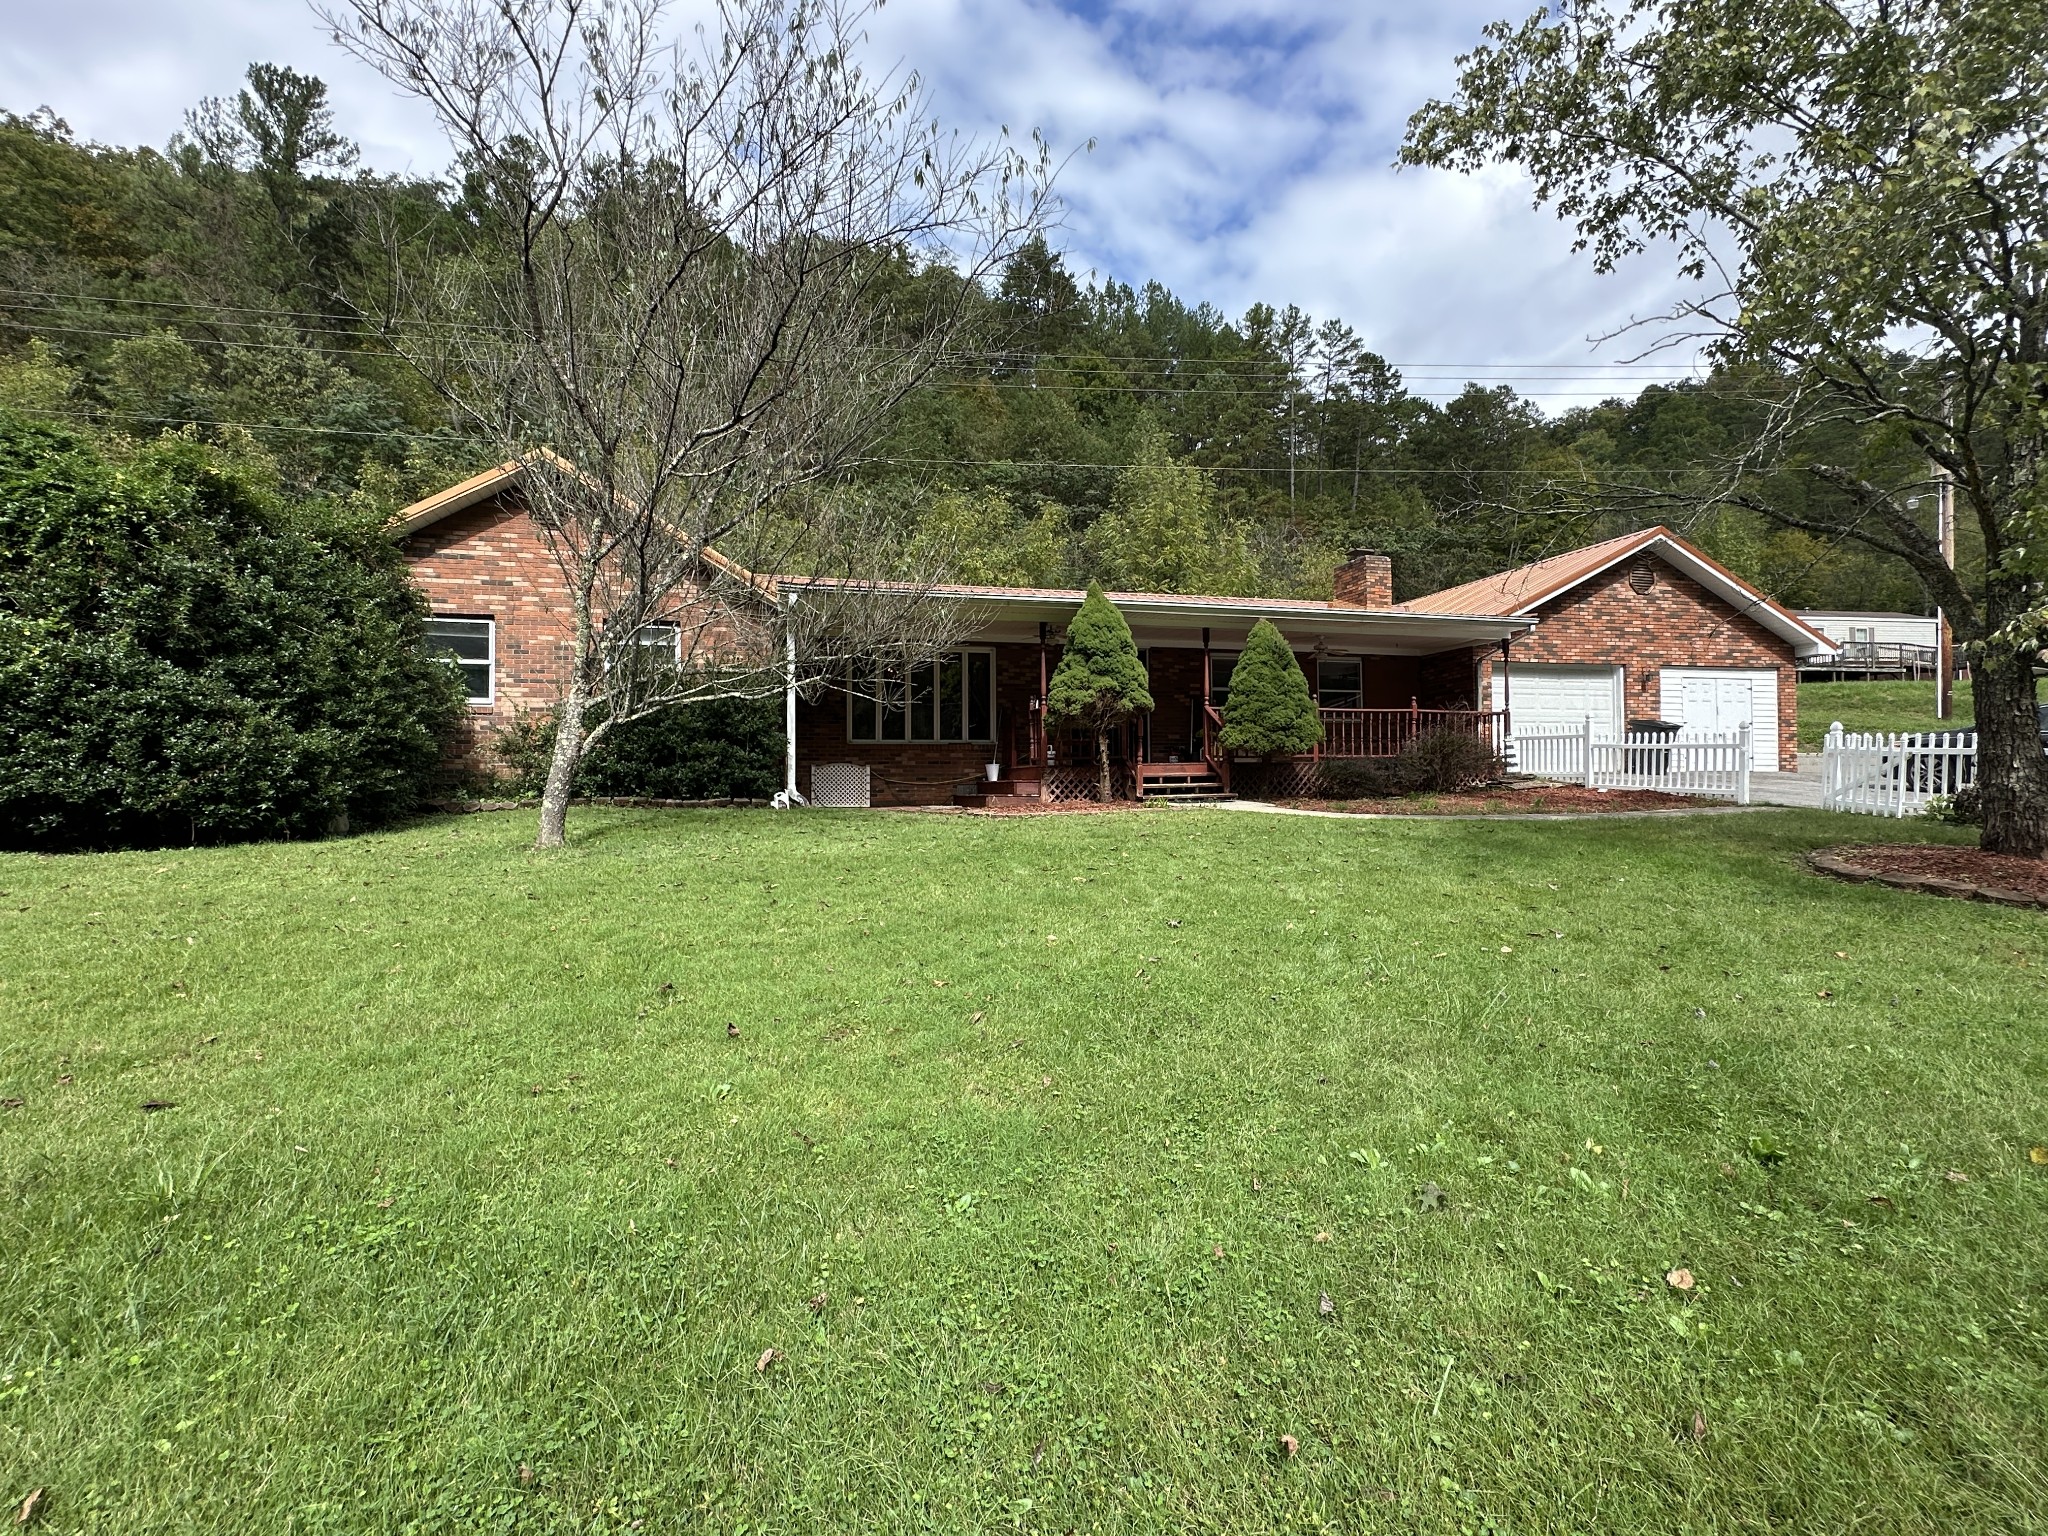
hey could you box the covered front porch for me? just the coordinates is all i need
[792,589,1529,807]
[1016,646,1509,802]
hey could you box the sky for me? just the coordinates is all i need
[1,0,1712,412]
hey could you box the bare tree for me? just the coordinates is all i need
[322,0,1052,845]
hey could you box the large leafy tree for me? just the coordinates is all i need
[1404,0,2048,856]
[1044,584,1153,800]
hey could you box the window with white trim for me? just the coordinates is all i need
[424,616,494,703]
[632,622,682,666]
[847,650,995,742]
[1316,657,1363,709]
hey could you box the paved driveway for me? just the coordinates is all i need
[1750,753,1828,809]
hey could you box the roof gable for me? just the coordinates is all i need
[1400,527,1836,657]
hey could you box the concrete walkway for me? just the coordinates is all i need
[1747,753,1829,809]
[1199,798,1781,823]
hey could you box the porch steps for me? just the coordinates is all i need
[953,773,1036,810]
[1137,765,1227,800]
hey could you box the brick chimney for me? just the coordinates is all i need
[1332,548,1393,608]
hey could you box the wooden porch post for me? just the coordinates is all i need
[1037,621,1049,767]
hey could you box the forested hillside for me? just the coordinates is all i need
[0,67,1935,612]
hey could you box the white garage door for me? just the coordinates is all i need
[1499,664,1623,739]
[1660,667,1779,772]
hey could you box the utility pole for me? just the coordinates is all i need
[1935,396,1957,720]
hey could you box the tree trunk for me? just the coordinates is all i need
[1970,645,2048,858]
[1097,727,1113,803]
[536,689,588,850]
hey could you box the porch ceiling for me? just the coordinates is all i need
[966,596,1530,653]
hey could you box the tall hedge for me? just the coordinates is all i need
[1219,619,1322,755]
[0,414,464,848]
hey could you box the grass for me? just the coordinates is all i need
[1798,679,1976,749]
[2,806,2045,1535]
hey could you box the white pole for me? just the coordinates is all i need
[1583,716,1595,789]
[1737,721,1752,805]
[782,592,802,806]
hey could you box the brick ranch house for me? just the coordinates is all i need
[392,464,1831,804]
[1405,527,1836,774]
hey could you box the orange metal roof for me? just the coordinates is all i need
[1397,528,1668,616]
[1397,525,1835,656]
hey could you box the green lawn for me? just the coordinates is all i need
[1798,679,1976,749]
[2,807,2045,1534]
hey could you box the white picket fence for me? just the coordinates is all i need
[1512,720,1752,803]
[1820,721,1975,817]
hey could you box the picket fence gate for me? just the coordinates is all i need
[1511,720,1753,803]
[1819,722,1975,817]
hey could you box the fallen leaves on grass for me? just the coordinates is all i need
[14,1488,43,1527]
[1277,1434,1299,1459]
[0,1098,22,1111]
[806,1292,828,1314]
[1665,1267,1695,1292]
[1318,1292,1336,1320]
[1415,1181,1447,1212]
[1692,1410,1709,1443]
[2030,1146,2048,1167]
[1313,1231,1332,1244]
[1943,1169,1970,1183]
[140,1100,175,1113]
[726,1023,741,1038]
[755,1348,783,1373]
[517,1464,534,1486]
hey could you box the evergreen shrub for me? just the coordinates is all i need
[1219,620,1321,755]
[0,413,464,849]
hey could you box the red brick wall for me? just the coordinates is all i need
[399,491,763,775]
[795,642,1047,805]
[400,494,570,773]
[1478,555,1800,769]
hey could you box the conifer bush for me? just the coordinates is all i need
[1044,584,1152,800]
[1219,619,1322,756]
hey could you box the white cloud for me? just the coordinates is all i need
[1,0,1714,408]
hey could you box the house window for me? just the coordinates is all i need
[848,650,996,743]
[1209,653,1239,707]
[1317,657,1364,709]
[424,616,494,703]
[632,622,682,668]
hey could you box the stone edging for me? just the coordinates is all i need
[432,796,771,814]
[1807,848,2047,909]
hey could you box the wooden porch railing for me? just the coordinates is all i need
[1201,705,1232,793]
[1316,705,1507,759]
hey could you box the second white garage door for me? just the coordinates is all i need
[1660,667,1779,772]
[1499,664,1623,739]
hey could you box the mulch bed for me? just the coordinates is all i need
[1272,785,1711,816]
[1810,844,2048,908]
[955,798,1142,816]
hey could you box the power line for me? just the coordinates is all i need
[2,316,1711,406]
[15,405,1739,478]
[0,286,1721,375]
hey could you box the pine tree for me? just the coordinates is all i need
[1044,584,1153,800]
[1219,619,1322,756]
